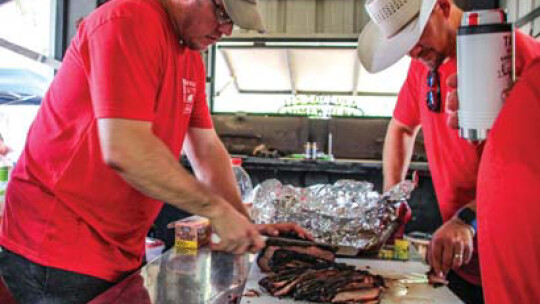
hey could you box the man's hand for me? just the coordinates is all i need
[210,204,265,255]
[445,74,459,129]
[255,223,314,241]
[427,217,474,276]
[0,140,11,156]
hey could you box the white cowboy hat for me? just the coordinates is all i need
[222,0,266,34]
[358,0,437,73]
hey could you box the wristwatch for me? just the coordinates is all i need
[456,206,477,234]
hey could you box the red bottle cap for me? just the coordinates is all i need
[231,158,242,166]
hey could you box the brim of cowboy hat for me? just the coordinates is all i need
[357,0,437,73]
[222,0,266,34]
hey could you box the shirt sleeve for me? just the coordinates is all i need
[393,61,422,128]
[84,12,165,121]
[515,29,540,77]
[188,52,213,129]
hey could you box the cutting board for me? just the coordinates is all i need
[240,258,463,304]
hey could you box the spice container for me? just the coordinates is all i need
[172,216,211,249]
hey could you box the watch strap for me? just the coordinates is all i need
[457,206,477,235]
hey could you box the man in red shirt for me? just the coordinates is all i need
[447,58,540,304]
[0,0,309,303]
[358,0,540,303]
[476,59,540,304]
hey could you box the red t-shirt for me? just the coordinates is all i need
[477,58,540,304]
[0,0,212,282]
[394,30,539,285]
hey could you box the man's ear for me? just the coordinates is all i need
[437,0,452,18]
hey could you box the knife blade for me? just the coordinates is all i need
[211,234,360,257]
[262,236,360,257]
[262,236,336,250]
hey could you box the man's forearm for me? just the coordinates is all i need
[184,128,249,218]
[467,200,476,211]
[382,119,420,191]
[98,120,233,219]
[188,145,249,218]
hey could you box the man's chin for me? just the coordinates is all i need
[184,39,215,51]
[189,45,209,51]
[422,61,437,70]
[184,41,208,51]
[421,58,444,71]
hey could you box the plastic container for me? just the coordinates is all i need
[0,165,8,201]
[145,237,165,263]
[231,158,254,215]
[0,155,12,219]
[405,231,432,262]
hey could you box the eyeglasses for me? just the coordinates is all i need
[426,69,441,112]
[210,0,233,25]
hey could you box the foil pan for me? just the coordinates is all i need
[252,179,415,253]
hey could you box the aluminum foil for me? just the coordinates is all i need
[252,179,415,250]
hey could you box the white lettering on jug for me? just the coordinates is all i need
[498,34,512,78]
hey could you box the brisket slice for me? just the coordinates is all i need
[285,245,336,262]
[257,246,279,272]
[267,249,340,273]
[257,233,337,273]
[257,239,385,303]
[427,270,449,287]
[260,264,385,303]
[331,288,381,303]
[258,245,336,273]
[258,267,311,294]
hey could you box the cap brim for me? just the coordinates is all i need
[222,0,266,34]
[357,0,437,73]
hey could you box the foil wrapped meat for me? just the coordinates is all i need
[252,179,415,253]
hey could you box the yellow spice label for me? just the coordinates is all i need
[175,239,198,249]
[394,239,410,260]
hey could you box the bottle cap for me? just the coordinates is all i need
[231,158,242,166]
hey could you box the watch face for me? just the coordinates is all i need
[458,207,476,225]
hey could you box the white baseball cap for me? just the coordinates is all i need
[358,0,437,73]
[222,0,266,34]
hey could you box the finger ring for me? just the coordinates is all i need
[454,254,463,259]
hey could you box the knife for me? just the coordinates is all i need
[262,236,360,257]
[262,236,336,251]
[211,234,360,257]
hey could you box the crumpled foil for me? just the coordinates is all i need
[252,179,416,250]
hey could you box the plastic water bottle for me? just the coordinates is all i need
[0,156,11,216]
[231,158,253,215]
[0,167,7,199]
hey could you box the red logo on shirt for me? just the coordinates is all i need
[182,79,196,115]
